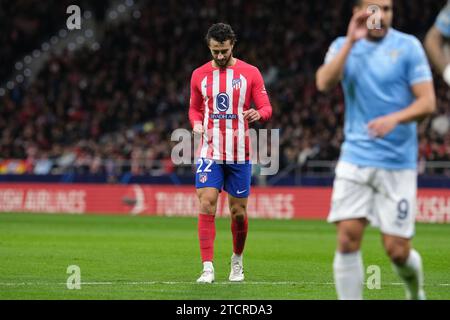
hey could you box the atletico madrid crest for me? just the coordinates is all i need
[232,78,241,90]
[199,173,208,183]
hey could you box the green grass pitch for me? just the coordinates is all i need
[0,213,449,300]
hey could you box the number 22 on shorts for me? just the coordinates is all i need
[197,159,214,173]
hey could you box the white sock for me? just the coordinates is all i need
[203,261,214,271]
[392,249,425,300]
[232,253,243,263]
[333,251,364,300]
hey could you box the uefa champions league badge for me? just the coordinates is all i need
[199,173,208,183]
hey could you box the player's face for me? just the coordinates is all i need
[208,39,234,68]
[358,0,393,41]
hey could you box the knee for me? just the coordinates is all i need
[199,197,217,215]
[385,243,410,265]
[337,230,361,253]
[230,203,246,222]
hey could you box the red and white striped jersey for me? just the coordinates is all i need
[189,59,272,162]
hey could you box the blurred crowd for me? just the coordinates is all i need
[0,0,449,177]
[0,0,110,82]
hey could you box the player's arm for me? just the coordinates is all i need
[316,40,352,92]
[316,10,371,92]
[243,69,272,123]
[188,71,204,134]
[368,37,436,138]
[425,26,449,76]
[368,82,436,138]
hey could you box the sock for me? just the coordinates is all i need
[203,261,214,271]
[392,249,425,300]
[231,253,243,263]
[333,251,364,300]
[198,214,216,263]
[231,215,248,255]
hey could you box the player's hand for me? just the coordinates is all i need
[347,10,371,43]
[367,115,399,138]
[243,109,261,123]
[193,123,204,135]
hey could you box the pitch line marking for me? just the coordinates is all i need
[0,281,449,287]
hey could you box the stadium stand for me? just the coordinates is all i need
[0,0,449,179]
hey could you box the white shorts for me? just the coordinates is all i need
[328,161,417,238]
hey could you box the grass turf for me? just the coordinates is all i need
[0,213,449,300]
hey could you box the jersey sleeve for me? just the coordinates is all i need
[188,70,204,128]
[324,37,345,64]
[406,38,433,86]
[251,68,272,122]
[435,1,450,37]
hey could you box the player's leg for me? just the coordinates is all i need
[224,161,251,282]
[374,168,425,299]
[333,218,367,300]
[328,161,374,300]
[195,158,223,283]
[228,195,248,281]
[197,187,219,283]
[382,235,425,300]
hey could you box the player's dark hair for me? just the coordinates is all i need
[205,23,236,46]
[354,0,394,7]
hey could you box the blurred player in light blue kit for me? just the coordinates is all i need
[425,0,450,86]
[316,0,436,299]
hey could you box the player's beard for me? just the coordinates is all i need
[215,55,232,68]
[367,24,389,42]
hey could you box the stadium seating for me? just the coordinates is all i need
[0,0,449,177]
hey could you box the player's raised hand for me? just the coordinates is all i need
[347,10,371,43]
[367,114,399,138]
[193,122,204,135]
[243,109,261,123]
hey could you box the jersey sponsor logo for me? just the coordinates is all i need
[199,173,208,183]
[216,92,230,112]
[232,78,242,90]
[209,114,237,120]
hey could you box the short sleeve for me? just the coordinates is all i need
[324,38,345,64]
[407,38,433,86]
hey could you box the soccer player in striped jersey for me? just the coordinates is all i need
[189,23,272,283]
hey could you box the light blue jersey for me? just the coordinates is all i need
[435,0,450,37]
[325,29,433,169]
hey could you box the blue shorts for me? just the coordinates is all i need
[195,158,252,198]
